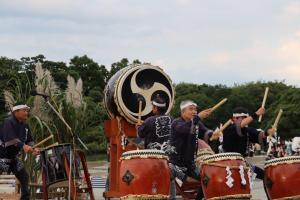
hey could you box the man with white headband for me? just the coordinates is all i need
[168,100,215,200]
[137,95,173,152]
[222,106,275,181]
[0,102,39,200]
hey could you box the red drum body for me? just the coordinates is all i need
[264,156,300,200]
[119,150,170,199]
[201,153,251,200]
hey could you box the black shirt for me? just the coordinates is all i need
[0,116,34,159]
[222,123,262,157]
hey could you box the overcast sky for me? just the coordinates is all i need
[1,0,300,86]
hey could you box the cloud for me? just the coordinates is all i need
[1,0,300,87]
[282,1,300,18]
[206,52,231,65]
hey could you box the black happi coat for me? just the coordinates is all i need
[0,116,34,159]
[138,114,172,150]
[169,117,212,170]
[222,123,263,157]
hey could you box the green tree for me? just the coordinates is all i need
[69,55,108,101]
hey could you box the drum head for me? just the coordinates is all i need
[104,64,175,124]
[121,149,168,160]
[203,152,244,162]
[264,155,300,168]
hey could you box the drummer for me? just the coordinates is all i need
[168,100,218,199]
[137,95,173,153]
[222,106,275,180]
[0,102,40,200]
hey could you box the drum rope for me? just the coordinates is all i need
[207,194,252,200]
[264,156,300,168]
[120,194,169,200]
[272,195,300,200]
[202,162,249,170]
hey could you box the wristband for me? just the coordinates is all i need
[251,112,258,120]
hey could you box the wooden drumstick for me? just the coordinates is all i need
[272,109,283,130]
[137,100,143,125]
[219,119,232,133]
[258,87,269,122]
[33,134,54,148]
[41,142,59,150]
[210,98,227,112]
[210,119,232,141]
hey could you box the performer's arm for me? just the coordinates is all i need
[198,121,213,142]
[24,125,40,155]
[25,125,34,146]
[248,127,275,146]
[137,118,150,138]
[240,107,265,128]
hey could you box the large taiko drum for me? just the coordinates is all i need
[201,153,251,200]
[119,149,170,199]
[264,156,300,200]
[104,64,175,124]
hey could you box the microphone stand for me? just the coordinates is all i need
[42,95,89,150]
[39,95,88,200]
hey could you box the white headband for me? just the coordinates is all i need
[12,104,30,112]
[152,101,166,108]
[233,113,249,117]
[180,102,197,111]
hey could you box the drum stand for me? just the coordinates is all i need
[41,150,95,200]
[103,117,138,198]
[39,96,93,200]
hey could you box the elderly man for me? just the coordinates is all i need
[0,102,39,200]
[168,100,217,199]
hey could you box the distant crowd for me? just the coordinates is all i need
[263,136,300,160]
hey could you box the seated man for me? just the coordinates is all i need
[137,96,176,199]
[137,95,173,153]
[168,100,217,199]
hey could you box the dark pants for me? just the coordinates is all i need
[169,163,203,200]
[253,165,264,180]
[0,158,30,200]
[13,167,30,200]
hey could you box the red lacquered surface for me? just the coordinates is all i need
[119,156,170,196]
[201,153,251,200]
[264,156,300,199]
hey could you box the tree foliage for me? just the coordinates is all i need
[1,54,300,160]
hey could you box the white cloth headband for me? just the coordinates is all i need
[152,101,166,107]
[180,102,197,111]
[233,113,249,117]
[12,105,30,112]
